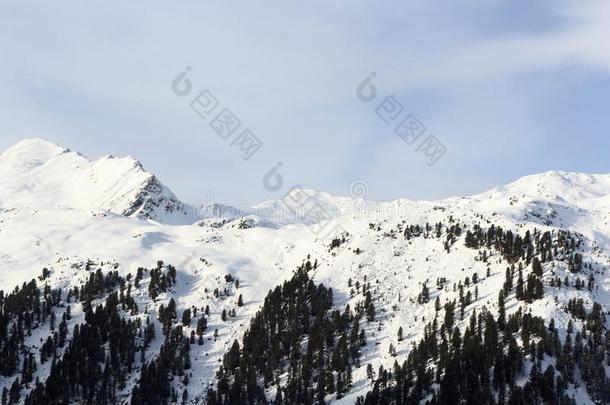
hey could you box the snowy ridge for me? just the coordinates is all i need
[2,140,610,404]
[0,139,194,224]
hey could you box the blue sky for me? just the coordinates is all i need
[1,0,609,204]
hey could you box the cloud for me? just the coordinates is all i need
[377,0,610,92]
[0,0,608,204]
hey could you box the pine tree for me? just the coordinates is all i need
[498,291,506,330]
[182,309,191,326]
[516,269,524,300]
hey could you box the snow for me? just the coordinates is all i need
[1,139,610,404]
[0,138,193,225]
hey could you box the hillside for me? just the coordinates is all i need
[1,140,610,404]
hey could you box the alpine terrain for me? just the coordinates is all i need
[2,139,610,405]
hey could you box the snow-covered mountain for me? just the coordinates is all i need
[0,139,363,228]
[0,139,194,225]
[2,139,610,404]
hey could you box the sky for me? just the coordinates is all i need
[1,0,610,205]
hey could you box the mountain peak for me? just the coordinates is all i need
[0,139,193,224]
[6,137,67,152]
[477,170,610,204]
[0,138,70,168]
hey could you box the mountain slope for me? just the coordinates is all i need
[1,140,610,404]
